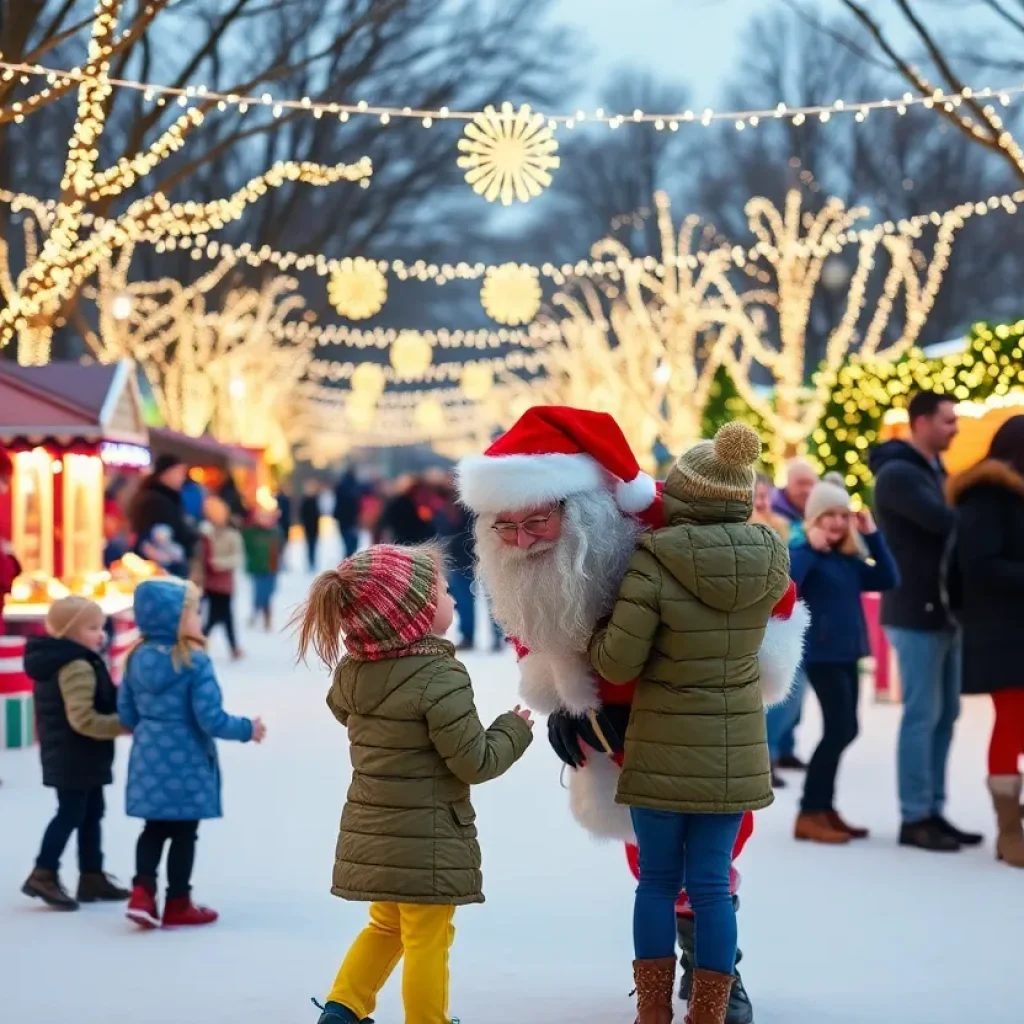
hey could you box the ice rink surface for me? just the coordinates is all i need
[1,541,1019,1023]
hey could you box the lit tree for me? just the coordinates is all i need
[717,188,960,464]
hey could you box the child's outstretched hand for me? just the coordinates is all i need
[512,705,535,728]
[251,717,267,744]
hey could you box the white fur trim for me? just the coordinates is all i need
[518,652,600,715]
[568,755,635,842]
[517,653,560,714]
[758,601,810,707]
[456,452,604,513]
[615,471,657,513]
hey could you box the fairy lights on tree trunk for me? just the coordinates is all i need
[0,0,371,364]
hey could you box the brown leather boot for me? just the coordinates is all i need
[794,812,850,844]
[827,810,870,839]
[685,968,736,1024]
[989,775,1024,868]
[21,868,79,910]
[633,957,675,1024]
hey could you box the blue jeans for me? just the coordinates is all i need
[630,807,742,974]
[887,628,962,823]
[37,787,105,873]
[251,574,276,612]
[766,667,807,760]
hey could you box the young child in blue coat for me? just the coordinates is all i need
[118,578,266,928]
[790,473,899,845]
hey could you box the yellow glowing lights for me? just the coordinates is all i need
[480,263,543,325]
[458,103,560,205]
[414,398,447,432]
[349,362,387,397]
[327,257,388,320]
[389,331,433,378]
[460,363,495,401]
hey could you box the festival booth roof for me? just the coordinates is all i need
[148,427,257,470]
[0,360,148,448]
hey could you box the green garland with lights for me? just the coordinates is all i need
[701,365,778,474]
[810,319,1024,498]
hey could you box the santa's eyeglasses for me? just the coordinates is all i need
[491,502,564,540]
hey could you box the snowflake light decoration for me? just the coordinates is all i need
[415,397,446,432]
[350,361,386,397]
[480,263,542,325]
[327,257,387,320]
[389,331,433,378]
[457,102,560,206]
[460,363,494,401]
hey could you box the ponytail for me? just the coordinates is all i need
[293,564,358,668]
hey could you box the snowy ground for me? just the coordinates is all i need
[1,537,1019,1024]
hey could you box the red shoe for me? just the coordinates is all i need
[125,885,160,929]
[162,895,218,927]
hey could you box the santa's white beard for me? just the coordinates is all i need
[475,489,641,654]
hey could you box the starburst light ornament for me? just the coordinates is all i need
[457,102,560,206]
[389,331,433,378]
[350,361,386,397]
[415,397,446,432]
[460,363,495,401]
[480,263,542,325]
[327,257,387,320]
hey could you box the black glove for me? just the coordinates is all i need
[547,705,631,768]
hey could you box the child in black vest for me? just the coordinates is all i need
[21,596,130,910]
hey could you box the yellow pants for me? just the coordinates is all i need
[326,902,456,1024]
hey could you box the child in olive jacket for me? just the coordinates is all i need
[22,596,130,910]
[296,544,533,1024]
[590,423,791,1024]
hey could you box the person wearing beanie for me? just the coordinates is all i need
[128,453,198,578]
[295,544,534,1024]
[21,597,130,910]
[588,422,792,1024]
[120,579,266,929]
[790,473,899,845]
[199,495,245,659]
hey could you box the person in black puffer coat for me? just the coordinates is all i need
[948,415,1024,869]
[128,454,198,576]
[21,597,130,911]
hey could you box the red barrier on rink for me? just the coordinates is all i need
[109,610,138,685]
[0,635,34,749]
[862,593,897,701]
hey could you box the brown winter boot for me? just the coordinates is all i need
[685,968,736,1024]
[988,775,1024,868]
[21,868,78,910]
[794,812,850,844]
[826,810,870,839]
[77,871,131,902]
[632,957,675,1024]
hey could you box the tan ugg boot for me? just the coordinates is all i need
[685,968,736,1024]
[633,957,675,1024]
[989,775,1024,868]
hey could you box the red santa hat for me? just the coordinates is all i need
[456,406,658,515]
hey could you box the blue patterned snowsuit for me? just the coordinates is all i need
[119,579,253,821]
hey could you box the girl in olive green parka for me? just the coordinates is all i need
[589,423,790,1024]
[296,543,534,1024]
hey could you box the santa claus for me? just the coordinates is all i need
[457,406,806,1024]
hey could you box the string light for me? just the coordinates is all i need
[3,57,1020,132]
[327,257,388,320]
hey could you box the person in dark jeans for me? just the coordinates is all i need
[871,390,984,853]
[333,468,362,558]
[789,475,899,845]
[299,480,323,572]
[200,498,244,659]
[21,597,130,910]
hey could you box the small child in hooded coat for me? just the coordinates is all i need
[119,578,265,928]
[296,544,534,1024]
[589,421,792,1024]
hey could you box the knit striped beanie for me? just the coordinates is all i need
[306,544,441,663]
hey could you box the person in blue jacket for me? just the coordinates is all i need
[790,473,899,845]
[118,578,266,930]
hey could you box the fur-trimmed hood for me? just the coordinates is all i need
[948,459,1024,506]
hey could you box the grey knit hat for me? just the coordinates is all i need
[804,472,852,523]
[667,421,762,502]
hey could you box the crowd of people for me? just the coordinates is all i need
[8,397,1024,1024]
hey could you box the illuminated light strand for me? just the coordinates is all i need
[277,322,560,350]
[1,58,1020,130]
[304,349,549,385]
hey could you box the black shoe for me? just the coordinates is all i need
[770,767,787,789]
[311,999,371,1024]
[899,818,960,852]
[677,901,753,1024]
[776,753,807,771]
[22,868,79,910]
[931,815,983,847]
[77,871,131,903]
[456,640,474,652]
